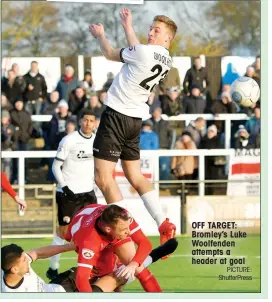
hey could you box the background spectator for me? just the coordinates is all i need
[171,132,197,184]
[98,90,107,106]
[139,120,159,150]
[147,91,161,114]
[151,107,174,180]
[23,61,47,115]
[1,110,15,180]
[81,70,95,92]
[199,125,224,194]
[183,84,207,114]
[211,91,238,114]
[245,106,260,147]
[160,86,183,116]
[184,117,206,147]
[183,57,210,97]
[252,55,260,86]
[11,63,26,92]
[10,99,33,183]
[2,70,23,105]
[158,67,181,95]
[42,90,60,115]
[68,87,87,116]
[56,65,80,102]
[234,125,256,149]
[1,93,13,112]
[81,93,104,119]
[244,66,255,79]
[103,72,114,91]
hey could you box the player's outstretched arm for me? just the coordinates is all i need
[27,243,76,262]
[89,23,122,62]
[120,8,140,47]
[1,171,27,211]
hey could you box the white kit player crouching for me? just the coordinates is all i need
[1,243,75,292]
[46,109,98,280]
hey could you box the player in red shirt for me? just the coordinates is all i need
[1,171,27,211]
[65,203,162,292]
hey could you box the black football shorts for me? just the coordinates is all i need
[93,106,142,162]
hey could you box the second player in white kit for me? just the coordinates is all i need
[46,110,98,280]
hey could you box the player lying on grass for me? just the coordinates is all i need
[65,203,177,292]
[89,8,177,252]
[1,239,178,292]
[1,171,27,211]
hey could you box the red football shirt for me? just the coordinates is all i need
[65,204,152,292]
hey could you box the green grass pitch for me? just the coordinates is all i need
[1,235,260,293]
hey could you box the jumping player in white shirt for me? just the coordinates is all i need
[89,8,177,251]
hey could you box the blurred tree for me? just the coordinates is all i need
[206,1,260,54]
[61,3,147,55]
[2,1,64,56]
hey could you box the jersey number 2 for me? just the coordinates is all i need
[139,64,169,92]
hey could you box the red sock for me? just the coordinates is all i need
[136,268,162,292]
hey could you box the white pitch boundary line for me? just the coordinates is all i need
[38,254,261,261]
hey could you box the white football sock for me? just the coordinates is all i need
[49,235,65,270]
[140,190,165,227]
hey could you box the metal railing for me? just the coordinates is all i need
[31,113,250,149]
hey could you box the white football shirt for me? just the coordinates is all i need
[1,254,65,292]
[55,130,95,194]
[104,44,172,119]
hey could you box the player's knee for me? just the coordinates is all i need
[94,171,113,190]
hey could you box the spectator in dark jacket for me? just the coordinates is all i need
[42,91,60,115]
[2,70,23,105]
[23,61,47,115]
[183,84,207,114]
[211,92,238,114]
[184,117,206,147]
[98,90,107,106]
[183,57,210,96]
[1,110,15,180]
[147,92,161,114]
[47,100,73,150]
[199,125,224,194]
[11,63,26,92]
[103,72,114,91]
[151,107,173,149]
[80,93,104,119]
[10,99,33,183]
[234,125,256,149]
[10,100,33,146]
[68,87,87,116]
[139,120,159,150]
[151,107,174,180]
[160,86,183,116]
[56,65,80,102]
[1,93,13,112]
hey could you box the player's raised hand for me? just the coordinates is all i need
[120,8,132,29]
[89,23,105,38]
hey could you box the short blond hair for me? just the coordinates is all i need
[153,15,177,39]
